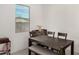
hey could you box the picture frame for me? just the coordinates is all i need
[15,4,30,33]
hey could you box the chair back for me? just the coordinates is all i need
[30,30,38,37]
[57,32,67,40]
[48,31,55,38]
[41,29,48,35]
[29,29,48,37]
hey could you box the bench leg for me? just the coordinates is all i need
[28,49,31,55]
[59,48,65,55]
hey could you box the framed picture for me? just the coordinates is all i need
[15,4,30,33]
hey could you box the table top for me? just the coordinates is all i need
[30,35,74,50]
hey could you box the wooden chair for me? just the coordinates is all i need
[57,32,67,40]
[0,38,11,55]
[29,30,38,37]
[47,31,55,38]
[41,29,48,35]
[29,29,48,37]
[29,29,48,47]
[50,32,67,54]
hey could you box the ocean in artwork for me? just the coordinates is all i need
[16,5,29,19]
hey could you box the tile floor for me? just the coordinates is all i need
[12,49,28,55]
[12,48,79,55]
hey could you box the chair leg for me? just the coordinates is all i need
[8,50,11,55]
[7,51,11,55]
[8,52,11,55]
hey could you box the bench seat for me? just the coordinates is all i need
[28,45,58,55]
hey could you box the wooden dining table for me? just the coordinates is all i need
[29,35,74,55]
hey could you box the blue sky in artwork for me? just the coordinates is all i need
[16,5,29,19]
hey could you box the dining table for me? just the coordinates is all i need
[29,35,74,55]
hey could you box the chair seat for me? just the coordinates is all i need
[28,45,58,55]
[0,38,11,55]
[0,52,6,55]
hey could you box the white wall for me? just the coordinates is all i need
[0,4,43,53]
[42,4,79,53]
[30,4,43,30]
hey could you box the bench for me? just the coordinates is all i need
[28,45,58,55]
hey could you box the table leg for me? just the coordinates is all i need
[71,41,74,55]
[28,38,32,46]
[28,38,32,55]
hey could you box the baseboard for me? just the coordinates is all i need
[11,48,28,55]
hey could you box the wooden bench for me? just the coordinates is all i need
[28,45,58,55]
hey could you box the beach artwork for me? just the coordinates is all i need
[15,4,30,33]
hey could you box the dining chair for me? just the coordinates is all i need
[0,38,11,55]
[29,30,38,37]
[29,29,48,37]
[47,31,55,38]
[41,29,48,35]
[29,29,48,47]
[57,32,67,40]
[50,32,67,54]
[51,32,67,54]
